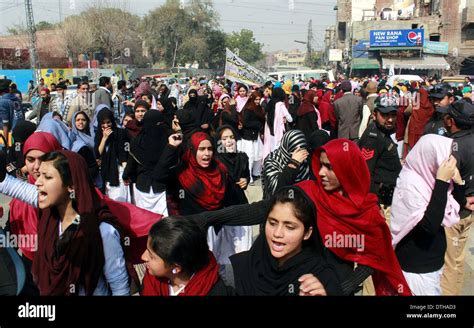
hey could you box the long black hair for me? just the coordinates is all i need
[148,216,209,276]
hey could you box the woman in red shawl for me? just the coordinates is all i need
[296,90,321,140]
[0,137,164,294]
[297,140,411,295]
[28,150,137,295]
[187,139,411,296]
[319,90,337,132]
[154,131,237,216]
[407,88,434,150]
[141,216,230,296]
[6,132,62,295]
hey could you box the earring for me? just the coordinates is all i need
[69,191,75,200]
[172,268,177,274]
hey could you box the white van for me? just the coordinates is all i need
[387,75,423,87]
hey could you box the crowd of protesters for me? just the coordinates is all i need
[0,72,473,296]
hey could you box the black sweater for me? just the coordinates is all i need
[395,180,449,273]
[296,111,319,141]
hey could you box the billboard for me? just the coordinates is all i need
[423,41,449,55]
[329,49,343,62]
[370,29,424,48]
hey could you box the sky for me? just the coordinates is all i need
[0,0,337,52]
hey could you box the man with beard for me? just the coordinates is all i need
[359,95,401,214]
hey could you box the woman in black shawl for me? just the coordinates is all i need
[230,186,342,296]
[184,89,213,134]
[94,108,129,201]
[214,125,250,205]
[122,110,170,215]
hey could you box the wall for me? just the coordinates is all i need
[352,0,377,22]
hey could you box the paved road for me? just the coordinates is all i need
[1,180,473,295]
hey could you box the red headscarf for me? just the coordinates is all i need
[9,132,62,260]
[297,139,411,296]
[318,91,334,126]
[178,132,228,211]
[297,90,317,116]
[408,88,434,149]
[141,252,219,296]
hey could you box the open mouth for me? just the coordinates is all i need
[38,190,48,202]
[271,240,286,252]
[201,158,211,165]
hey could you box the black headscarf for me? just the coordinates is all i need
[157,97,176,128]
[94,108,120,187]
[266,88,287,136]
[230,233,339,295]
[308,130,330,152]
[130,110,169,169]
[10,120,37,171]
[214,125,248,183]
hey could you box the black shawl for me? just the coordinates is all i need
[230,234,341,296]
[94,109,121,187]
[266,88,287,136]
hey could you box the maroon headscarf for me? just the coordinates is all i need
[178,132,228,211]
[297,139,411,296]
[32,150,113,295]
[9,132,62,260]
[297,90,317,116]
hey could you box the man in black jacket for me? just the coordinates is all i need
[437,100,474,295]
[359,95,402,215]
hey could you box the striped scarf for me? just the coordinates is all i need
[262,129,310,199]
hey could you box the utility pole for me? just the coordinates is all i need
[306,20,313,67]
[59,0,62,22]
[25,0,40,83]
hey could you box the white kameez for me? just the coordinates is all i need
[133,185,168,217]
[402,268,443,296]
[238,135,263,177]
[105,166,131,203]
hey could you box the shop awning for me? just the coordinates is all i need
[381,55,450,70]
[351,57,380,70]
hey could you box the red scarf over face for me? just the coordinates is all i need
[141,252,219,296]
[9,132,62,260]
[178,132,228,211]
[32,150,110,295]
[297,139,411,296]
[297,90,317,116]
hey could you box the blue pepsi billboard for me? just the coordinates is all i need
[370,29,424,48]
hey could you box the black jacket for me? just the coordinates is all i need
[358,122,402,204]
[241,109,263,141]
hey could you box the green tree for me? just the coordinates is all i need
[36,21,55,30]
[142,0,222,68]
[225,29,264,64]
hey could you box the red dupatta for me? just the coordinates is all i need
[141,252,219,296]
[9,132,62,260]
[178,132,228,211]
[297,139,411,296]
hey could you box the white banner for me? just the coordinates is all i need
[224,48,273,86]
[329,49,343,62]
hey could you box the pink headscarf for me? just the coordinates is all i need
[390,134,460,247]
[235,95,248,113]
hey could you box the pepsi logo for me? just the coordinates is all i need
[407,31,418,44]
